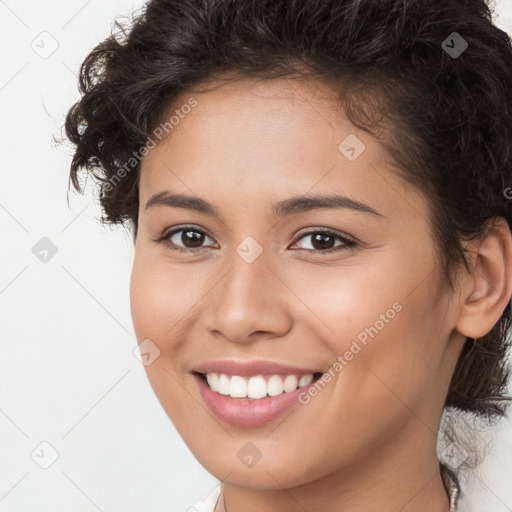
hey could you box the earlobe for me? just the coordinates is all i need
[456,217,512,340]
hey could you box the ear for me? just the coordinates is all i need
[456,217,512,339]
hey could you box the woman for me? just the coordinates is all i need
[64,0,512,510]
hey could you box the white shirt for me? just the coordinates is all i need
[193,484,221,512]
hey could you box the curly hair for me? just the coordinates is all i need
[64,0,512,484]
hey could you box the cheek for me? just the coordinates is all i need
[129,257,205,429]
[129,251,207,343]
[289,255,445,420]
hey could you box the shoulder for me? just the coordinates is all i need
[192,483,221,512]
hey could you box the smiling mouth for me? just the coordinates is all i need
[193,371,324,400]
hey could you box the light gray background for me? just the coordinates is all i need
[0,1,511,511]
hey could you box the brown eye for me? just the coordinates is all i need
[159,226,217,252]
[174,229,206,248]
[292,229,357,253]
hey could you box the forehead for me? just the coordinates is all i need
[145,76,349,163]
[138,76,426,224]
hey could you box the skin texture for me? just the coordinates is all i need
[129,77,512,512]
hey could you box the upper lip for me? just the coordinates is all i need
[192,359,322,377]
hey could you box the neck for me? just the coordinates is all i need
[215,421,451,512]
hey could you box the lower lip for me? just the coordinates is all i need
[193,373,318,427]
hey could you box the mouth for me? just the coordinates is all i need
[193,371,324,400]
[192,370,324,427]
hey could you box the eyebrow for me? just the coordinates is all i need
[145,191,384,218]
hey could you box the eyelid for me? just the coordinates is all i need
[161,224,213,240]
[290,228,357,251]
[292,227,356,243]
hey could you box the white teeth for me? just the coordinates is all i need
[247,375,267,399]
[206,373,218,390]
[229,375,247,398]
[204,372,316,399]
[298,374,313,387]
[217,373,230,395]
[283,375,299,392]
[267,375,284,396]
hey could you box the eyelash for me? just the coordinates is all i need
[154,225,358,254]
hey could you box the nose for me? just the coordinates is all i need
[205,247,293,344]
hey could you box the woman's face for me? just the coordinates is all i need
[130,77,466,490]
